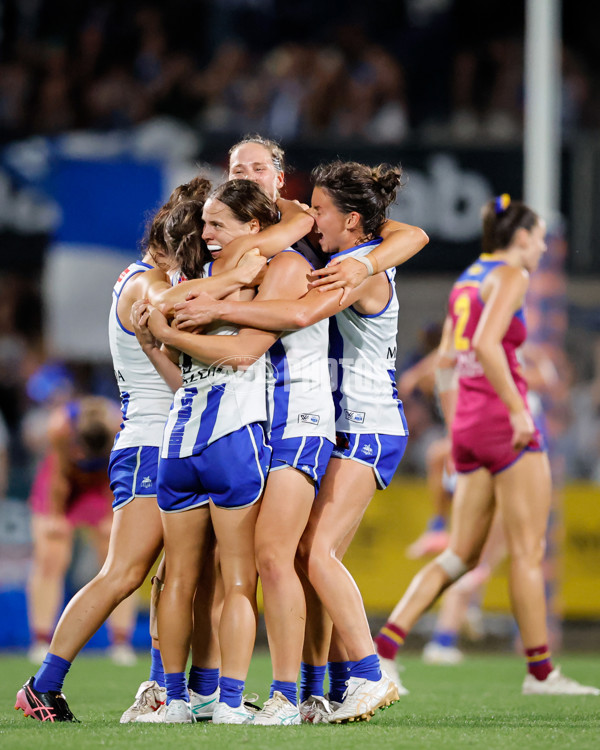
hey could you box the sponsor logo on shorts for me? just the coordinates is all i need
[361,444,374,456]
[298,413,320,425]
[141,476,153,489]
[345,409,365,424]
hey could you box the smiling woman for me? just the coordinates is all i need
[201,179,280,260]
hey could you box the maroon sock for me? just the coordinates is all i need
[33,630,52,644]
[374,622,407,660]
[525,644,553,681]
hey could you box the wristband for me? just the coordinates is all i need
[355,255,374,276]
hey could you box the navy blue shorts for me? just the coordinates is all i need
[331,432,408,489]
[269,436,334,494]
[109,446,160,510]
[157,423,272,513]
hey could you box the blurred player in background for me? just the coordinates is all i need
[374,195,599,696]
[24,391,137,666]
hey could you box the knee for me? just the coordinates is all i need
[97,564,148,600]
[32,548,69,579]
[510,536,546,567]
[433,549,475,582]
[297,537,330,582]
[256,544,291,584]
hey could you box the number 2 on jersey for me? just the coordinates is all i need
[453,293,471,351]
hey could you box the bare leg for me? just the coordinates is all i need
[494,452,552,648]
[297,458,376,662]
[256,468,314,682]
[432,508,507,636]
[49,498,163,661]
[191,535,222,670]
[210,502,260,680]
[89,516,139,646]
[389,468,495,631]
[28,515,74,643]
[156,506,211,674]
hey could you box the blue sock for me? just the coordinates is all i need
[327,660,353,702]
[270,679,297,706]
[433,630,458,648]
[349,654,381,682]
[188,666,219,696]
[33,653,72,693]
[164,672,189,705]
[300,662,327,702]
[219,676,244,708]
[428,515,447,532]
[149,647,165,687]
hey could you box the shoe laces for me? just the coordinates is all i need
[260,693,289,717]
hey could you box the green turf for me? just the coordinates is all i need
[1,652,598,750]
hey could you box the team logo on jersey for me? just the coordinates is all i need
[361,444,374,456]
[298,413,320,425]
[344,409,365,424]
[141,476,153,489]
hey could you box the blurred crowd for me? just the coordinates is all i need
[1,0,600,146]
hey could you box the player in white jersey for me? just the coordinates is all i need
[174,138,427,724]
[136,180,323,725]
[15,180,269,723]
[146,186,333,725]
[173,160,429,723]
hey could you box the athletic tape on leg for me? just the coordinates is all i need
[434,549,468,581]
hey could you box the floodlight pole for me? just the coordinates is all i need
[524,0,561,223]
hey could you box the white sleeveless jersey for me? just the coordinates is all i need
[265,250,335,443]
[109,261,174,449]
[161,324,267,458]
[329,239,408,436]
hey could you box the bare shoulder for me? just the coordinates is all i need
[267,250,311,271]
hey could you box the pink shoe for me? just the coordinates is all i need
[406,530,449,559]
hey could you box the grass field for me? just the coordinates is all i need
[1,651,599,750]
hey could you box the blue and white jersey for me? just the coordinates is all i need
[266,250,335,443]
[161,323,267,459]
[329,239,408,436]
[109,261,174,450]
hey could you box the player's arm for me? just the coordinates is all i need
[172,269,384,333]
[473,265,533,449]
[146,309,276,370]
[131,300,183,392]
[148,252,312,366]
[434,315,458,429]
[308,219,429,301]
[149,250,267,317]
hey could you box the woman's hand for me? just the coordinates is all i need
[174,291,221,330]
[308,256,370,304]
[236,248,267,286]
[131,300,159,351]
[509,409,536,450]
[144,304,173,343]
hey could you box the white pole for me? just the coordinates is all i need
[524,0,561,223]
